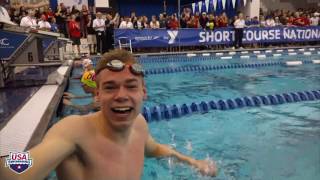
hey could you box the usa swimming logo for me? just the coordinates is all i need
[5,152,33,174]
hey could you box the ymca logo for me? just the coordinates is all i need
[167,30,178,44]
[5,152,33,174]
[0,38,9,46]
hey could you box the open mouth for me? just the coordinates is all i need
[111,107,133,114]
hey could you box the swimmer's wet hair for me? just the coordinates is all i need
[95,49,138,75]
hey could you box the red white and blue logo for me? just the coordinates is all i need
[5,152,33,174]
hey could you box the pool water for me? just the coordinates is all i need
[144,63,320,107]
[53,52,320,180]
[144,101,320,180]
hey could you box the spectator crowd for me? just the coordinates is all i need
[4,1,320,53]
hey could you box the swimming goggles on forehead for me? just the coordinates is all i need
[105,59,144,76]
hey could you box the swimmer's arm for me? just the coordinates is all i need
[0,116,77,180]
[145,135,195,165]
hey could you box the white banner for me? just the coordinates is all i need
[205,0,210,12]
[213,0,217,11]
[198,1,203,13]
[244,0,247,6]
[232,0,236,8]
[58,0,88,10]
[222,0,226,10]
[96,0,109,7]
[192,3,195,14]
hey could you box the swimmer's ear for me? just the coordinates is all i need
[143,86,147,100]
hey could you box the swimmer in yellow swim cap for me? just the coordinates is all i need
[80,70,97,89]
[63,70,99,112]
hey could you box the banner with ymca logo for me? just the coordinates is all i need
[114,26,320,48]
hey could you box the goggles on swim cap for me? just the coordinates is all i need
[104,59,144,76]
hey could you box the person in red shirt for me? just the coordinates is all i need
[292,12,304,26]
[187,15,200,28]
[301,14,310,26]
[68,14,81,55]
[218,12,228,27]
[44,7,54,20]
[167,14,179,30]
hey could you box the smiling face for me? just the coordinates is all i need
[96,66,147,132]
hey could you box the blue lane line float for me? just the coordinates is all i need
[144,60,315,75]
[137,48,319,64]
[142,90,320,122]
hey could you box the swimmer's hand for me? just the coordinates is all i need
[63,98,73,106]
[63,92,75,99]
[192,159,217,177]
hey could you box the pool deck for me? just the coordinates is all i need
[0,61,73,156]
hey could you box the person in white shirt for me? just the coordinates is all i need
[0,5,17,27]
[310,13,319,26]
[20,9,37,28]
[119,17,134,29]
[92,12,105,55]
[149,15,160,29]
[265,16,275,27]
[233,12,245,49]
[38,14,51,31]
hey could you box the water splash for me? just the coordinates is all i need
[186,140,193,152]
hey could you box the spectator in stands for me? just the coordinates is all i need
[287,14,294,26]
[159,13,167,28]
[71,5,80,15]
[245,16,251,26]
[93,12,106,55]
[68,14,81,55]
[20,9,37,28]
[44,7,54,20]
[80,5,89,38]
[105,13,119,52]
[230,15,237,26]
[218,12,228,27]
[50,17,59,32]
[149,15,160,29]
[38,14,51,31]
[187,15,200,28]
[310,13,319,26]
[167,14,179,30]
[133,16,143,29]
[274,17,282,26]
[199,12,208,29]
[130,11,137,23]
[250,16,260,27]
[265,16,275,27]
[142,16,149,28]
[119,16,134,29]
[87,14,96,54]
[293,12,304,26]
[180,13,188,28]
[55,3,68,37]
[259,15,266,27]
[233,12,245,49]
[206,14,215,30]
[279,13,288,25]
[301,14,310,26]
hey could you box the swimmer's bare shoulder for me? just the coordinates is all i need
[0,114,90,180]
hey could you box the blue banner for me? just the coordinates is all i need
[42,37,55,52]
[0,30,28,60]
[115,26,320,48]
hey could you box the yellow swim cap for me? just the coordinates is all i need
[81,70,97,88]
